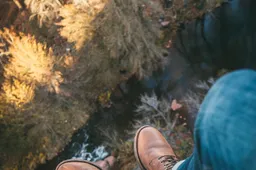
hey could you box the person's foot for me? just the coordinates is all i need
[134,126,179,170]
[56,156,116,170]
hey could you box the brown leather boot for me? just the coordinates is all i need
[56,156,116,170]
[56,160,102,170]
[134,126,179,170]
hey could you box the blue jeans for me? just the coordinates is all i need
[178,69,256,170]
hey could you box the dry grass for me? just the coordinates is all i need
[73,0,105,8]
[117,141,137,170]
[58,4,102,50]
[98,126,137,170]
[25,0,63,27]
[55,0,165,102]
[0,28,63,95]
[2,78,35,107]
[183,78,215,116]
[0,96,93,170]
[58,0,165,78]
[0,28,88,170]
[135,92,176,130]
[183,69,229,116]
[94,0,164,77]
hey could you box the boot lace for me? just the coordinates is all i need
[158,155,178,170]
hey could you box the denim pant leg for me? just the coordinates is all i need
[178,69,256,170]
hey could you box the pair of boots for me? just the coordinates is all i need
[56,126,179,170]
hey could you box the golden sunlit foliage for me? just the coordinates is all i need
[25,0,63,27]
[58,4,99,50]
[0,27,92,169]
[2,79,35,107]
[0,28,63,95]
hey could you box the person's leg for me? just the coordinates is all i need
[178,69,256,170]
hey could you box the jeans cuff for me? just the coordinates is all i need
[172,160,185,170]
